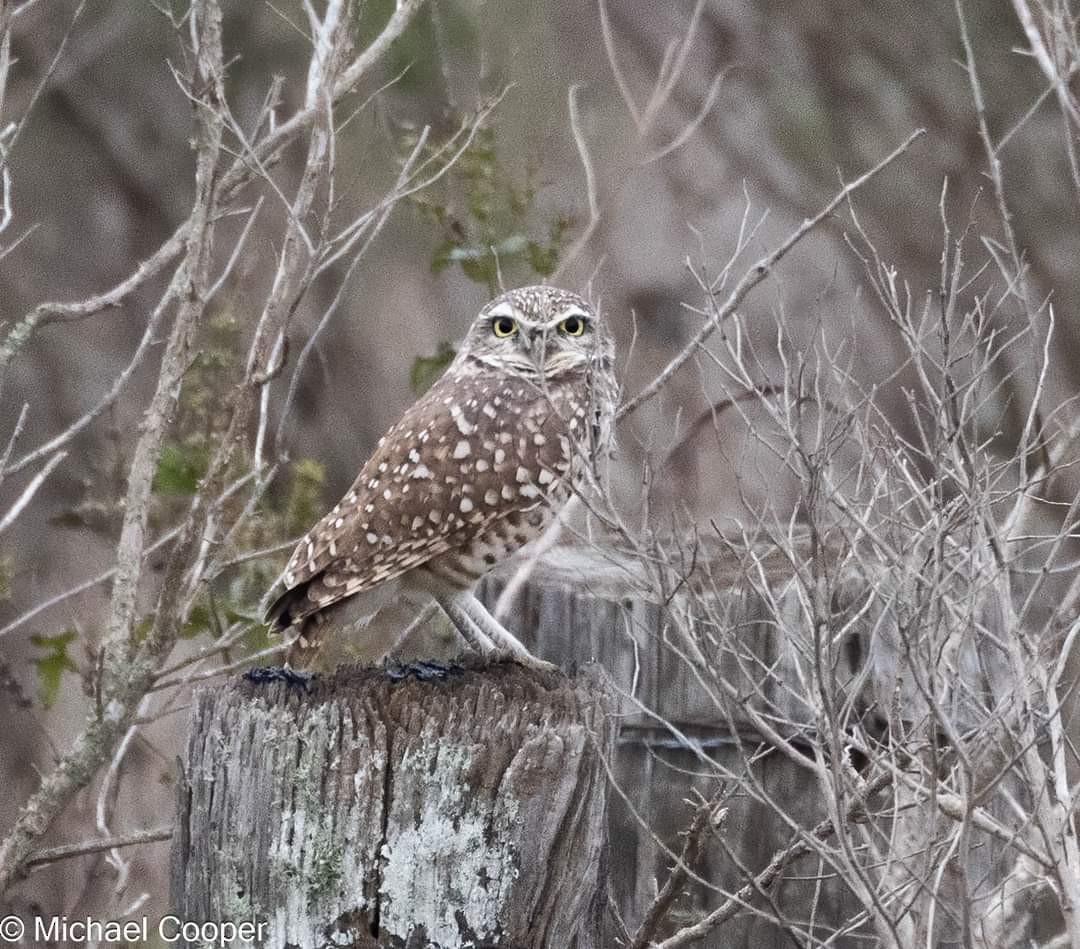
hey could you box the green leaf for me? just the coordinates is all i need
[460,256,497,288]
[180,602,213,640]
[29,629,78,709]
[153,441,210,496]
[430,238,458,274]
[132,615,154,644]
[182,598,259,641]
[242,622,272,655]
[226,606,262,625]
[286,458,326,535]
[0,553,11,603]
[410,342,456,396]
[526,240,559,277]
[358,0,443,95]
[405,118,575,287]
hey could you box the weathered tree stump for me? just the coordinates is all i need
[170,661,616,949]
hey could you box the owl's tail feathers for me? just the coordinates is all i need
[263,574,326,643]
[263,583,327,670]
[263,582,315,636]
[265,580,398,670]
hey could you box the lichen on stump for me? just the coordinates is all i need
[170,661,616,949]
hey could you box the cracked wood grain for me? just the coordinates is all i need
[171,661,616,949]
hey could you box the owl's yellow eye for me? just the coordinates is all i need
[492,317,518,338]
[559,315,586,336]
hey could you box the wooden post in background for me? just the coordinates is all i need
[171,662,615,949]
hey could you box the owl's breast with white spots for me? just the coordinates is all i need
[281,366,593,602]
[428,503,563,587]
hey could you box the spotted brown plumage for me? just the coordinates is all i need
[264,285,617,669]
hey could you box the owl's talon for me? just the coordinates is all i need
[491,648,559,674]
[517,656,560,675]
[244,665,313,690]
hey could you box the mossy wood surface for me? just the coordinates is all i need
[171,662,615,949]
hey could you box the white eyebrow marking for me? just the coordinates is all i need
[556,305,592,320]
[486,302,522,320]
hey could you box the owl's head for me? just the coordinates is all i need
[455,286,613,381]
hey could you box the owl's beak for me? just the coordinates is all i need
[526,327,549,369]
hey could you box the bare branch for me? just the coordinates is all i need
[23,825,173,872]
[551,84,600,284]
[0,0,227,892]
[643,67,727,165]
[617,128,926,421]
[629,793,726,949]
[0,450,66,534]
[597,0,641,127]
[3,281,178,478]
[0,227,186,401]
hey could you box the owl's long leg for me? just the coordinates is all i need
[384,599,477,658]
[449,591,558,673]
[413,568,556,671]
[384,600,440,657]
[432,592,499,656]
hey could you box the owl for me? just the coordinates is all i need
[265,286,617,671]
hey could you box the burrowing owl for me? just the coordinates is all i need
[265,286,617,670]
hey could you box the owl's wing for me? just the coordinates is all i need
[264,368,578,634]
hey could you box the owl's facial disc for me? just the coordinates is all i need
[534,305,594,376]
[468,289,600,379]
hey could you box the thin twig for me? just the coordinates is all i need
[597,0,640,127]
[3,282,178,478]
[0,450,67,534]
[551,84,600,284]
[629,794,726,949]
[0,227,186,402]
[617,128,925,421]
[23,826,173,871]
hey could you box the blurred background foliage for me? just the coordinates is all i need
[0,0,1077,937]
[406,124,573,290]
